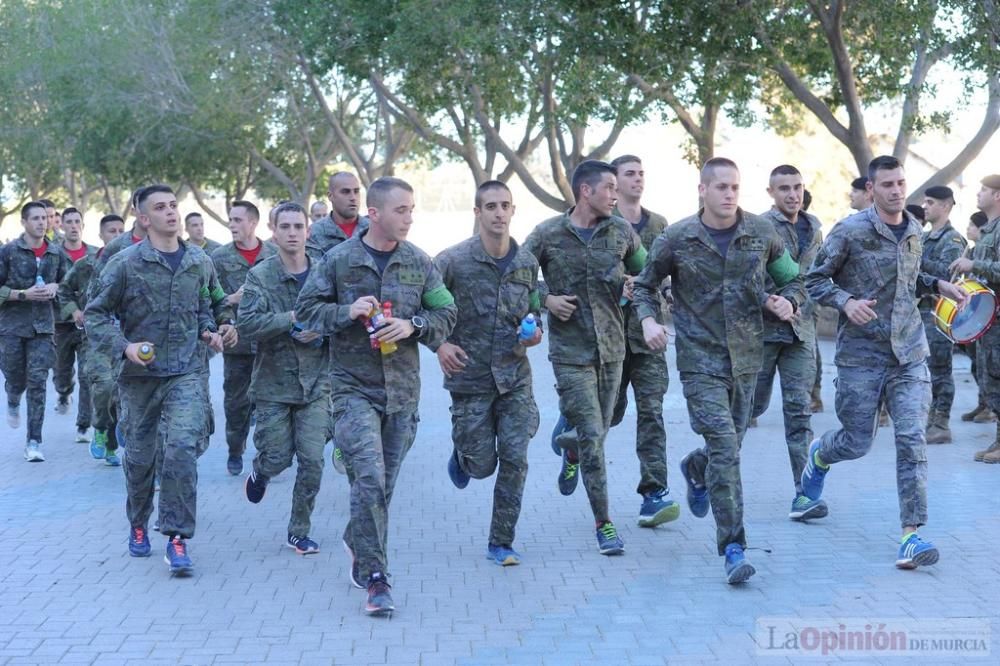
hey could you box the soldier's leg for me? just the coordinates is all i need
[119,377,166,530]
[812,341,823,399]
[156,372,206,539]
[75,334,92,431]
[610,346,634,428]
[196,348,214,458]
[817,365,886,464]
[88,359,117,449]
[52,325,76,404]
[776,338,815,494]
[222,353,254,457]
[630,351,669,496]
[750,342,781,421]
[1,335,28,417]
[450,392,500,479]
[883,362,931,529]
[490,386,539,547]
[925,325,955,421]
[251,400,295,480]
[287,396,327,539]
[24,335,55,443]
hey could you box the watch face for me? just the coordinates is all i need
[412,316,426,329]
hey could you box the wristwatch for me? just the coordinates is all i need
[410,315,426,337]
[16,290,26,301]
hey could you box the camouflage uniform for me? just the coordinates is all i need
[751,208,823,495]
[296,231,456,581]
[434,236,541,547]
[53,243,98,430]
[86,239,226,538]
[0,238,71,443]
[609,207,670,496]
[523,210,647,523]
[305,215,370,259]
[196,238,223,254]
[211,240,277,460]
[238,254,331,538]
[633,210,805,554]
[917,223,966,426]
[806,207,934,529]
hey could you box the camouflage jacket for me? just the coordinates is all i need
[195,238,223,254]
[969,216,1000,288]
[434,236,541,395]
[58,251,100,322]
[0,237,72,337]
[759,208,823,344]
[85,239,223,378]
[295,231,457,415]
[238,254,331,404]
[806,206,929,367]
[917,222,966,311]
[633,209,806,378]
[305,215,370,259]
[614,206,669,356]
[211,239,277,355]
[523,210,647,365]
[55,243,98,323]
[88,229,142,300]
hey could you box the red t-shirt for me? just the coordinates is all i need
[131,234,142,245]
[237,240,262,266]
[336,219,359,238]
[32,242,48,259]
[65,244,88,263]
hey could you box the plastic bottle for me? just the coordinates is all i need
[35,257,45,287]
[362,314,380,350]
[379,301,398,355]
[518,314,537,341]
[290,322,323,348]
[137,343,155,362]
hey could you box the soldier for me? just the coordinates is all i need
[950,175,1000,462]
[605,154,679,527]
[211,200,276,476]
[86,184,236,575]
[802,156,968,569]
[849,177,872,212]
[39,199,65,245]
[58,213,125,464]
[524,159,647,556]
[306,171,370,258]
[240,203,330,554]
[184,212,222,254]
[296,176,456,616]
[751,165,828,521]
[435,181,542,566]
[634,157,805,584]
[309,200,329,222]
[0,201,72,461]
[52,207,98,441]
[918,186,967,444]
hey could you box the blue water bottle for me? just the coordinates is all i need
[518,314,537,342]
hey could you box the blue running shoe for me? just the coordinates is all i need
[896,533,940,569]
[724,543,756,584]
[245,470,268,503]
[90,430,108,460]
[128,526,151,557]
[550,414,572,456]
[115,423,126,451]
[365,572,394,616]
[486,543,522,566]
[227,455,243,476]
[596,521,625,555]
[558,449,579,496]
[448,449,470,489]
[789,494,828,521]
[287,534,320,555]
[638,489,681,527]
[679,452,709,518]
[164,536,193,575]
[801,439,829,501]
[104,450,121,467]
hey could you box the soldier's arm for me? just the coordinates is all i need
[632,234,673,322]
[237,271,292,342]
[766,234,805,310]
[522,225,550,304]
[57,260,84,320]
[196,259,219,336]
[0,246,13,302]
[205,262,234,324]
[84,256,129,361]
[294,253,354,333]
[417,261,457,352]
[805,225,854,310]
[623,225,648,275]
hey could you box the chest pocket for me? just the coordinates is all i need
[499,268,533,320]
[219,260,247,292]
[730,237,767,291]
[588,237,625,283]
[393,265,425,317]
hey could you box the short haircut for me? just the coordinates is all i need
[867,155,902,183]
[850,176,870,191]
[130,187,146,209]
[769,164,801,179]
[309,200,327,213]
[99,214,125,229]
[803,189,812,211]
[367,177,413,209]
[61,207,82,221]
[137,184,174,212]
[610,154,642,172]
[184,211,203,224]
[971,211,989,228]
[230,200,260,222]
[328,170,358,188]
[700,157,739,185]
[905,204,926,222]
[474,180,512,208]
[273,201,308,223]
[571,160,616,200]
[38,198,56,209]
[21,201,46,219]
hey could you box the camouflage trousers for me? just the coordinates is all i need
[921,310,956,418]
[817,361,930,528]
[333,396,419,582]
[222,353,254,457]
[85,344,120,451]
[252,396,328,537]
[552,361,622,524]
[53,324,91,430]
[197,347,215,457]
[610,348,669,496]
[975,322,1000,414]
[1,334,55,443]
[812,341,823,400]
[752,337,815,495]
[679,371,756,555]
[450,385,539,547]
[119,372,208,539]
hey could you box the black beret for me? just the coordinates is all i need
[924,185,954,201]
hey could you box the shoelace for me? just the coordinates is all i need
[598,523,618,540]
[563,462,578,480]
[171,538,186,557]
[133,528,145,543]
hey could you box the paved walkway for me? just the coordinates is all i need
[1,340,997,664]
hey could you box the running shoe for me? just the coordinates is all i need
[895,533,940,570]
[486,543,522,566]
[638,489,681,527]
[679,452,709,518]
[164,536,193,575]
[365,572,394,616]
[558,449,579,496]
[24,440,44,462]
[596,521,625,556]
[789,494,828,521]
[129,526,151,557]
[287,535,320,555]
[447,449,470,489]
[800,439,829,501]
[724,543,755,584]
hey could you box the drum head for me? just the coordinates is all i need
[950,292,998,343]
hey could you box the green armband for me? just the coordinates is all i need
[422,285,455,309]
[624,245,648,273]
[766,249,799,287]
[529,290,541,312]
[210,286,226,303]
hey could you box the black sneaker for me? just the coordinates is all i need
[365,572,394,616]
[227,455,243,476]
[244,470,268,503]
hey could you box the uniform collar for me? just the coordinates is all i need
[864,206,921,242]
[925,222,954,240]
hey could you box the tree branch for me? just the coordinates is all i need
[185,181,227,225]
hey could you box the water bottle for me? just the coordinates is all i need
[290,322,323,348]
[518,314,537,341]
[35,257,45,288]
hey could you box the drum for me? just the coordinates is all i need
[933,277,997,343]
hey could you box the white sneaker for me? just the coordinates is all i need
[6,405,19,429]
[75,427,91,443]
[24,440,45,462]
[55,397,70,415]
